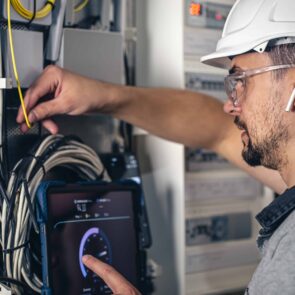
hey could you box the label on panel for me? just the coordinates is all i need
[186,241,260,273]
[186,212,252,246]
[185,172,263,202]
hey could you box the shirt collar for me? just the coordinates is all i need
[256,186,295,231]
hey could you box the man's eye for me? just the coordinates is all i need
[236,78,246,90]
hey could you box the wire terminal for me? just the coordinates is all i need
[0,78,13,89]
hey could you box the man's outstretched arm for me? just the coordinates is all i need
[17,65,287,193]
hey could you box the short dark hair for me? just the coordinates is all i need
[267,43,295,79]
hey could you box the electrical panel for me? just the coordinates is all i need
[186,148,234,171]
[186,212,252,246]
[185,0,232,29]
[58,28,125,84]
[185,72,224,92]
[186,239,259,274]
[183,1,273,293]
[135,0,274,294]
[1,29,43,87]
[185,72,227,101]
[65,0,106,28]
[185,171,262,203]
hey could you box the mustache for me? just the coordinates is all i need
[234,117,248,132]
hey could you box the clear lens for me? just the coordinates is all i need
[224,76,237,99]
[224,75,245,106]
[235,79,245,103]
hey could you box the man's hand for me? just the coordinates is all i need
[16,65,117,134]
[82,255,141,295]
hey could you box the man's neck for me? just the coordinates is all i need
[280,142,295,188]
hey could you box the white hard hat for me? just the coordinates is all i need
[201,0,295,69]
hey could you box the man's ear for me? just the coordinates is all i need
[285,88,295,112]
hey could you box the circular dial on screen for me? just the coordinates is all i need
[79,227,112,293]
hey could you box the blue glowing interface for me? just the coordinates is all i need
[47,188,137,295]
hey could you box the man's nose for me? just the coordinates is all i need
[223,98,241,116]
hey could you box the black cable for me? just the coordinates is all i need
[23,179,39,232]
[3,204,16,257]
[61,164,105,181]
[0,153,7,188]
[6,176,22,228]
[124,53,131,86]
[121,52,134,152]
[2,240,29,254]
[25,154,46,177]
[27,0,37,27]
[4,174,23,253]
[0,176,11,205]
[30,135,83,173]
[4,162,37,254]
[45,0,55,10]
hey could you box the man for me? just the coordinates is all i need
[16,0,295,294]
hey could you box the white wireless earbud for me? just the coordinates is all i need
[285,88,295,112]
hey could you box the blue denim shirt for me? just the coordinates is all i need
[256,186,295,248]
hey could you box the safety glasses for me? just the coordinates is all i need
[224,64,295,107]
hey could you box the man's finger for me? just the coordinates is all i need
[27,99,65,124]
[19,118,58,134]
[82,255,139,295]
[16,66,61,123]
[19,122,30,133]
[41,119,59,134]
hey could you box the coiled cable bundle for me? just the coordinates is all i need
[0,134,109,294]
[10,0,55,20]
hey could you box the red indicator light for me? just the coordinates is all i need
[215,12,223,21]
[190,3,202,16]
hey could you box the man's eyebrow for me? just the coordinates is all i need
[229,66,243,74]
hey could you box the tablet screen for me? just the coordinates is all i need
[46,187,139,295]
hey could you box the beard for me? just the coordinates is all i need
[234,117,262,166]
[234,116,289,170]
[241,137,262,167]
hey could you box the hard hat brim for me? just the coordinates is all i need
[201,35,295,69]
[200,44,256,69]
[201,53,231,69]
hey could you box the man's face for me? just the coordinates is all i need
[224,52,293,170]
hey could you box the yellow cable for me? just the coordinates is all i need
[7,0,31,128]
[10,0,55,20]
[74,0,89,13]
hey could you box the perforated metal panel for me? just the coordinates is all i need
[2,89,43,174]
